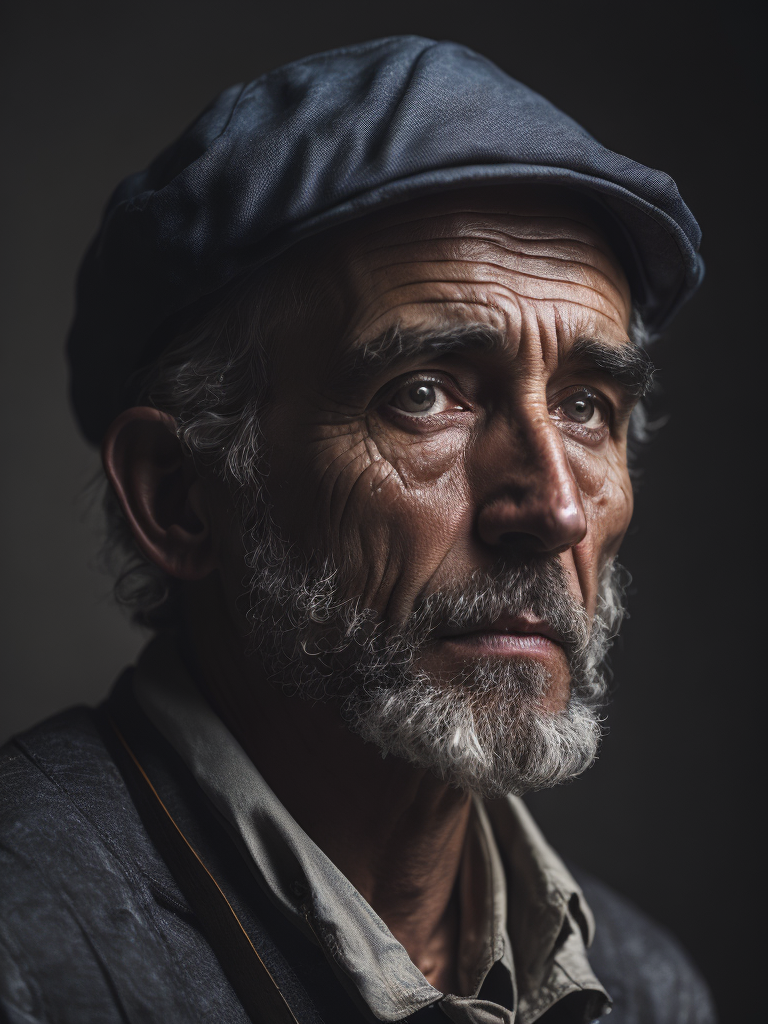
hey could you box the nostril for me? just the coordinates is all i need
[497,532,546,557]
[477,481,587,554]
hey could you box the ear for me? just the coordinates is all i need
[102,407,218,581]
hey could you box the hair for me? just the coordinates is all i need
[103,243,330,627]
[102,241,658,629]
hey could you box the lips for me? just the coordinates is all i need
[439,613,563,645]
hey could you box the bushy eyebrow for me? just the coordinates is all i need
[568,337,656,397]
[333,324,507,390]
[332,323,655,398]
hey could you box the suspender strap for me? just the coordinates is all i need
[108,716,300,1024]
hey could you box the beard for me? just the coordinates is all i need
[242,501,628,799]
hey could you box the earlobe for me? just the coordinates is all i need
[102,407,218,581]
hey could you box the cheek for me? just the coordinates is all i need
[565,440,633,614]
[288,422,473,615]
[565,440,633,535]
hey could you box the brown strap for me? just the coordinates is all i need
[109,718,300,1024]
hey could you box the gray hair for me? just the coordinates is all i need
[103,248,324,626]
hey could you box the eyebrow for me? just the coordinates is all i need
[568,337,656,397]
[333,323,655,397]
[333,323,507,390]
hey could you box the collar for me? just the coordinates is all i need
[133,633,609,1023]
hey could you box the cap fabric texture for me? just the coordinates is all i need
[67,35,704,444]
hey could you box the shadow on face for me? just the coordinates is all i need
[257,185,637,706]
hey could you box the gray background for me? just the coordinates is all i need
[1,2,761,1017]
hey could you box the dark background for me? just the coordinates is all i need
[1,2,762,1017]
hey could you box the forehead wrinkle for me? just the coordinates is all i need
[474,231,628,295]
[361,247,624,292]
[362,229,620,270]
[349,296,511,352]
[358,254,627,316]
[481,224,627,281]
[356,247,624,303]
[348,237,629,326]
[350,271,627,340]
[550,297,627,333]
[355,207,613,246]
[357,235,623,294]
[341,276,626,370]
[351,245,624,298]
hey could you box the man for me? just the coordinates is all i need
[0,36,715,1024]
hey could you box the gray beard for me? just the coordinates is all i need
[243,507,628,798]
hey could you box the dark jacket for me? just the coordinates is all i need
[0,701,716,1024]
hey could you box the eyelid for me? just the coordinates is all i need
[373,370,468,409]
[550,384,611,418]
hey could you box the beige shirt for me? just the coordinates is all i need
[134,635,610,1023]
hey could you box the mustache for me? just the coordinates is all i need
[395,558,592,658]
[393,561,593,655]
[252,525,620,683]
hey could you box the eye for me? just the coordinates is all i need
[558,390,605,428]
[387,380,454,417]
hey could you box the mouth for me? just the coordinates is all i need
[438,614,564,656]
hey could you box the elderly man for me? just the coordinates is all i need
[0,37,714,1024]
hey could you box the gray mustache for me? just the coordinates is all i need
[404,560,591,657]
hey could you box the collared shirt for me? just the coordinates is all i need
[134,635,610,1023]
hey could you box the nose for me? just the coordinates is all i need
[475,416,587,556]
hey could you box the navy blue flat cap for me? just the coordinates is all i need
[68,35,704,444]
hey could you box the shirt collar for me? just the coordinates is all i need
[483,797,606,1021]
[133,633,609,1023]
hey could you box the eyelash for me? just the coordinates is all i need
[378,373,467,422]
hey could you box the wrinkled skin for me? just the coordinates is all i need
[254,188,635,708]
[104,187,638,993]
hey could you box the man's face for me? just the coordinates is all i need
[216,188,643,794]
[264,194,634,661]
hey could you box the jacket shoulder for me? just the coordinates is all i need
[0,705,147,868]
[570,866,717,1024]
[0,707,209,1024]
[1,705,123,810]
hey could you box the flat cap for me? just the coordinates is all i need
[67,35,704,444]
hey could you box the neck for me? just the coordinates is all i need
[184,590,472,993]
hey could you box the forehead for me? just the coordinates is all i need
[328,187,632,352]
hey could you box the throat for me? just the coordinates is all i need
[397,884,462,995]
[349,799,480,998]
[392,887,462,995]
